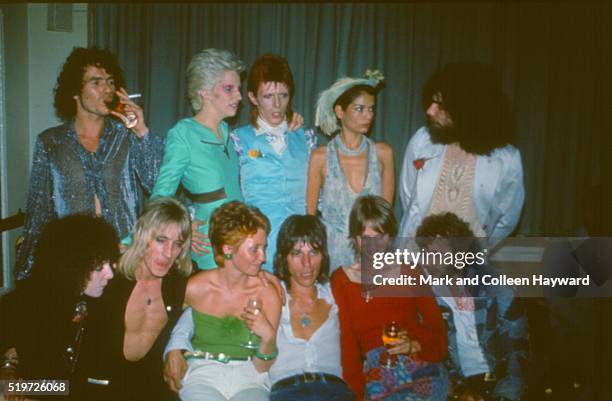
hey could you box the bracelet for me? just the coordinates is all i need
[255,346,278,361]
[2,358,17,369]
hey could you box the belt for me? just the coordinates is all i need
[184,350,252,363]
[184,187,227,204]
[272,373,346,391]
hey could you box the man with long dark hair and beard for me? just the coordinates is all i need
[398,62,524,247]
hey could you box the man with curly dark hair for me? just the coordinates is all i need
[416,212,529,401]
[1,215,119,400]
[398,62,524,248]
[15,47,165,281]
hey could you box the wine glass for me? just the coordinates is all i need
[381,321,401,368]
[241,297,262,349]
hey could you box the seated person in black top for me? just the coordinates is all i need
[1,214,119,400]
[83,196,192,401]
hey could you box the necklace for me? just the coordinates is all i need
[335,135,367,156]
[300,313,312,328]
[345,264,373,303]
[364,288,373,303]
[66,300,89,374]
[293,292,316,328]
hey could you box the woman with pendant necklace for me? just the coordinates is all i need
[307,70,394,272]
[331,195,448,401]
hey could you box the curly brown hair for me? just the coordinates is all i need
[54,47,125,121]
[415,212,475,250]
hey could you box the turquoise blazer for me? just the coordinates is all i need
[231,125,316,272]
[152,118,243,269]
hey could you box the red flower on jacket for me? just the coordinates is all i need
[413,158,426,170]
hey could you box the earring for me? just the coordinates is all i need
[224,253,233,260]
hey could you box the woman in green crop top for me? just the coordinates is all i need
[178,201,282,401]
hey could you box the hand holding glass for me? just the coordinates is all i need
[381,321,401,368]
[108,93,141,129]
[241,297,263,349]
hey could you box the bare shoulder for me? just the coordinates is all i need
[186,270,217,302]
[259,280,282,309]
[310,146,327,165]
[375,141,393,158]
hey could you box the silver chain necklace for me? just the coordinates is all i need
[335,135,367,156]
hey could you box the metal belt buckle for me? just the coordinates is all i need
[216,352,230,364]
[484,372,497,382]
[303,372,317,383]
[184,350,206,360]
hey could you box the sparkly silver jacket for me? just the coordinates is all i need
[15,118,164,280]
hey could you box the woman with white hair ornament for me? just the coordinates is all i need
[306,70,395,272]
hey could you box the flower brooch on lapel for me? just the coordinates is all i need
[413,155,439,171]
[248,149,263,159]
[413,158,427,170]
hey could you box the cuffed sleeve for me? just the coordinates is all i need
[163,307,194,360]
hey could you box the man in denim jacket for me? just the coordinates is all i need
[417,212,529,401]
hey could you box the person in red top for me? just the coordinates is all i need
[331,195,449,401]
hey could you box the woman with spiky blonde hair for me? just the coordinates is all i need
[151,48,245,270]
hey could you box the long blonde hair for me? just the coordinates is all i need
[118,197,192,280]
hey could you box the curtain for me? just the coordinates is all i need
[90,3,611,236]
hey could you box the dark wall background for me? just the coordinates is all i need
[91,2,611,237]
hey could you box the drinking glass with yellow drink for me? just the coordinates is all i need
[381,321,401,368]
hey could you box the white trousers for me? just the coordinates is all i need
[179,359,269,401]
